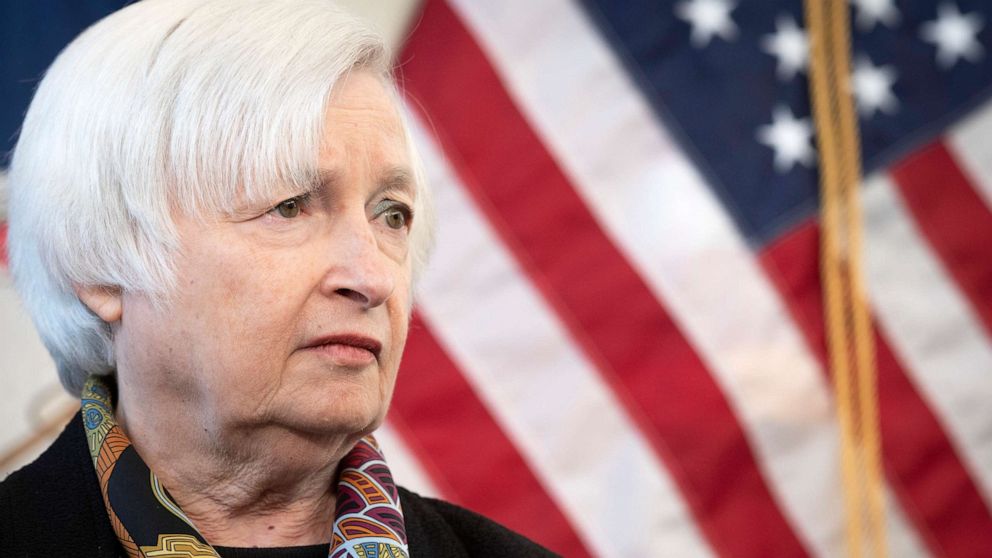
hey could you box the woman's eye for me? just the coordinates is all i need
[271,196,304,218]
[384,207,408,230]
[375,200,412,231]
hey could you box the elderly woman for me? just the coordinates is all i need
[0,1,555,556]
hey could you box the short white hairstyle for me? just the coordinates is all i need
[6,0,434,394]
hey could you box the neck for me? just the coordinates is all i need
[115,397,355,547]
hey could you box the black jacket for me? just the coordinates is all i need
[0,415,557,557]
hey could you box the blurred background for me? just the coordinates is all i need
[3,1,992,557]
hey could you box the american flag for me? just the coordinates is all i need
[3,1,992,556]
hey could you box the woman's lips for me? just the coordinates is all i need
[301,334,382,367]
[305,342,376,366]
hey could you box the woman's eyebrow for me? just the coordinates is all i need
[303,167,414,199]
[376,167,415,198]
[303,169,341,195]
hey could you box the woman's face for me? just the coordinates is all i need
[114,71,415,442]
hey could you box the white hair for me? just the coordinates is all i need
[6,0,435,394]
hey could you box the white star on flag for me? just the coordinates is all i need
[850,55,899,117]
[675,0,738,48]
[761,15,809,80]
[920,3,985,69]
[757,105,816,173]
[850,0,901,31]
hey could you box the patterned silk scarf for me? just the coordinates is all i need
[81,376,409,558]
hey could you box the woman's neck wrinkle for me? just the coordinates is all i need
[113,400,346,547]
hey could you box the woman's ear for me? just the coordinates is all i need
[74,285,123,323]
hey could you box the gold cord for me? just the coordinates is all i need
[804,1,888,556]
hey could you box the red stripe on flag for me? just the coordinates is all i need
[1,221,8,268]
[889,141,992,337]
[392,314,592,557]
[761,220,992,557]
[401,2,810,555]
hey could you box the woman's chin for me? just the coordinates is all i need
[268,389,386,440]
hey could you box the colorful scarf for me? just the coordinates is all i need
[81,376,409,558]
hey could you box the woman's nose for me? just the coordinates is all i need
[319,219,396,309]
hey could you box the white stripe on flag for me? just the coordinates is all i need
[444,1,929,555]
[865,173,992,507]
[947,99,992,211]
[409,112,715,558]
[374,421,442,499]
[0,171,7,220]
